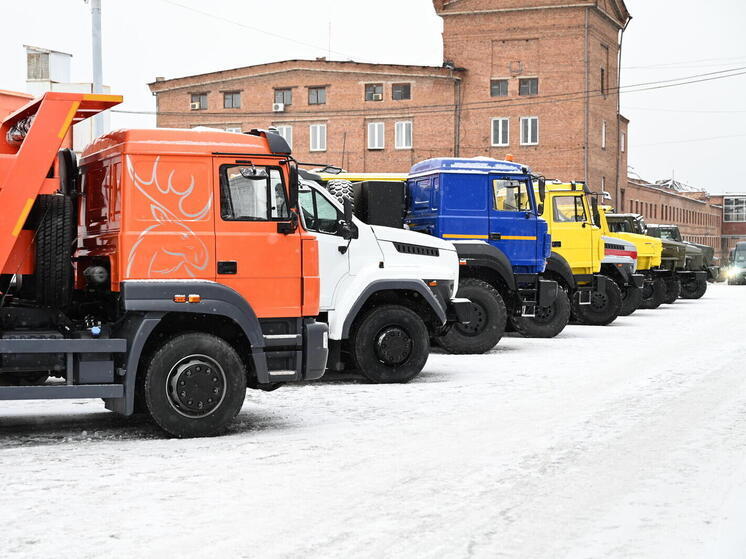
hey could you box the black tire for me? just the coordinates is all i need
[434,278,507,354]
[571,275,622,326]
[350,304,429,383]
[511,289,571,338]
[662,277,681,304]
[34,194,74,308]
[325,179,354,208]
[143,333,247,438]
[639,277,666,310]
[619,284,643,316]
[680,276,707,299]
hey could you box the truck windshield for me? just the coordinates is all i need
[493,179,532,212]
[607,220,630,233]
[656,228,680,242]
[735,251,746,264]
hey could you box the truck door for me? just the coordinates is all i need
[487,176,538,268]
[298,184,350,309]
[212,157,302,318]
[549,193,595,275]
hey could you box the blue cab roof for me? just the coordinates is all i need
[408,157,529,177]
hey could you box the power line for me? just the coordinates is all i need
[113,66,746,119]
[155,0,360,62]
[635,133,746,147]
[623,106,746,115]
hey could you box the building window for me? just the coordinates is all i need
[310,124,326,152]
[395,121,413,149]
[274,88,292,106]
[490,79,509,97]
[190,93,207,110]
[225,126,242,134]
[601,176,606,192]
[602,120,607,149]
[275,125,292,149]
[365,83,384,101]
[518,78,538,96]
[491,118,509,146]
[601,67,607,96]
[308,87,326,105]
[520,117,539,145]
[223,91,241,109]
[392,84,411,100]
[368,122,385,149]
[620,132,626,153]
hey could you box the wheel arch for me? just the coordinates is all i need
[545,252,575,290]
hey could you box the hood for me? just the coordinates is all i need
[371,225,455,252]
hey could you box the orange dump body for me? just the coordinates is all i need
[77,128,320,318]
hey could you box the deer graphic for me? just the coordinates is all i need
[125,156,211,278]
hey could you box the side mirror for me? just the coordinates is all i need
[537,202,544,216]
[343,197,353,223]
[288,161,299,209]
[538,177,546,203]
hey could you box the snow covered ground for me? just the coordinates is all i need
[2,283,746,558]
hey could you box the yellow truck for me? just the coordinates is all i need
[534,182,622,326]
[597,206,667,309]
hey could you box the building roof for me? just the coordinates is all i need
[149,58,463,93]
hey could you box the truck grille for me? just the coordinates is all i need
[393,242,440,257]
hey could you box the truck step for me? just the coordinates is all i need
[263,334,302,347]
[0,384,123,400]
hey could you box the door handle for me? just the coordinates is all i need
[552,241,562,247]
[218,261,237,274]
[489,233,502,240]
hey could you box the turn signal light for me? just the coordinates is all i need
[188,294,201,303]
[173,294,187,303]
[428,281,438,287]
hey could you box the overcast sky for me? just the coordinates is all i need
[2,0,745,193]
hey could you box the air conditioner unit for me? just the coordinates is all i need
[272,102,285,112]
[372,93,383,101]
[190,102,201,110]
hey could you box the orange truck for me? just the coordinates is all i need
[0,91,329,437]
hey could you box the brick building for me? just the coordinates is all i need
[713,194,746,259]
[149,0,631,199]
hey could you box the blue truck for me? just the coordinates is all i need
[401,157,568,352]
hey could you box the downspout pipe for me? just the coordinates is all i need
[615,15,632,207]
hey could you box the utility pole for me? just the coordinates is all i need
[89,0,104,138]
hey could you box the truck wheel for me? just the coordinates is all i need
[571,275,622,326]
[663,277,681,304]
[143,333,246,438]
[434,278,506,354]
[34,195,74,308]
[511,289,570,338]
[680,276,707,299]
[350,304,429,383]
[639,277,666,309]
[619,285,643,316]
[325,179,354,208]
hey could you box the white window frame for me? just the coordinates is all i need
[491,118,509,147]
[520,117,539,146]
[310,123,327,152]
[620,131,626,153]
[225,126,242,134]
[395,121,413,150]
[368,122,385,150]
[275,125,293,149]
[602,120,607,149]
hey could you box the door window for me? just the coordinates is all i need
[299,189,341,234]
[493,179,530,211]
[553,195,587,223]
[220,165,290,221]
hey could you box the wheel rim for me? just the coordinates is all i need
[454,301,487,336]
[165,354,227,418]
[533,304,555,323]
[590,290,609,310]
[374,326,413,366]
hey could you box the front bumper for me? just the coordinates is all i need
[515,273,558,315]
[630,273,644,288]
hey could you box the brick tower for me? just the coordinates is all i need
[433,0,630,202]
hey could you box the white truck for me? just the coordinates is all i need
[297,172,471,383]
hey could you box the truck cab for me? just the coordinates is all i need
[727,241,746,284]
[403,157,564,349]
[296,173,470,383]
[538,182,622,326]
[645,224,712,298]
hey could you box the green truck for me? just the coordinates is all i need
[645,224,712,299]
